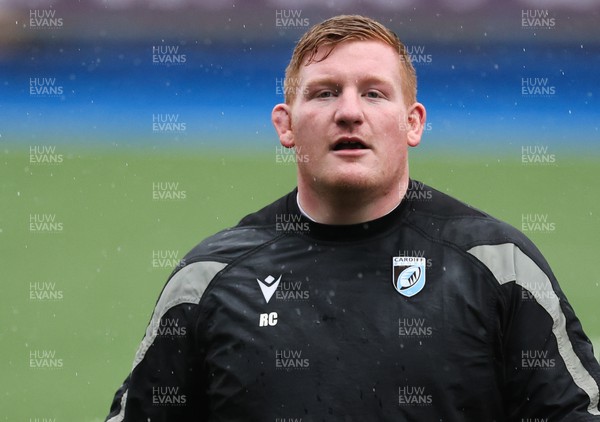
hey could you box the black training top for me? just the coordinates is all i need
[106,180,600,421]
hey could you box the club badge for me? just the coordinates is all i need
[392,256,426,297]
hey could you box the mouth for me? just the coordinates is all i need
[332,137,369,151]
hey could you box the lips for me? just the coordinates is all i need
[332,137,368,151]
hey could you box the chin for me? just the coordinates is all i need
[324,173,380,194]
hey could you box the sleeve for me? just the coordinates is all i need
[468,242,600,421]
[105,261,227,421]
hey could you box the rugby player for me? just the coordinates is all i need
[106,15,600,421]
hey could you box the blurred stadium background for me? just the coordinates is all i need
[1,0,598,420]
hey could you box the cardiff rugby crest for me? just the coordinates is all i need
[392,256,426,297]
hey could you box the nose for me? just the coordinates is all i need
[334,90,363,128]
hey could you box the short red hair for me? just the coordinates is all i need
[284,14,417,106]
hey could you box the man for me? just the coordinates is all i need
[106,15,600,421]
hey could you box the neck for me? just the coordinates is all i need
[297,177,409,225]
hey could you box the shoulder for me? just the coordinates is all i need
[175,190,295,270]
[150,191,296,309]
[405,181,547,268]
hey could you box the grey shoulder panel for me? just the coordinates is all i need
[468,243,600,416]
[106,260,227,422]
[133,260,227,368]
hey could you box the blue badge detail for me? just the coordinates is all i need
[392,257,427,297]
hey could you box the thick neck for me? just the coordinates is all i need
[286,186,412,243]
[296,173,410,226]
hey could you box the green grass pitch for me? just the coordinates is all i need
[1,147,598,420]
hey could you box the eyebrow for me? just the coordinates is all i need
[303,75,396,90]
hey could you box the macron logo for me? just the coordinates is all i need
[256,275,282,303]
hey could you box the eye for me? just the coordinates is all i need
[365,90,383,99]
[316,90,336,98]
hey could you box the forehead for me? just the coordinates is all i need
[298,39,403,84]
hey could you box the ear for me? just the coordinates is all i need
[405,102,427,147]
[272,103,295,148]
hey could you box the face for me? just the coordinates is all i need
[272,40,426,199]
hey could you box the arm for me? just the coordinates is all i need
[105,261,227,421]
[469,242,600,420]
